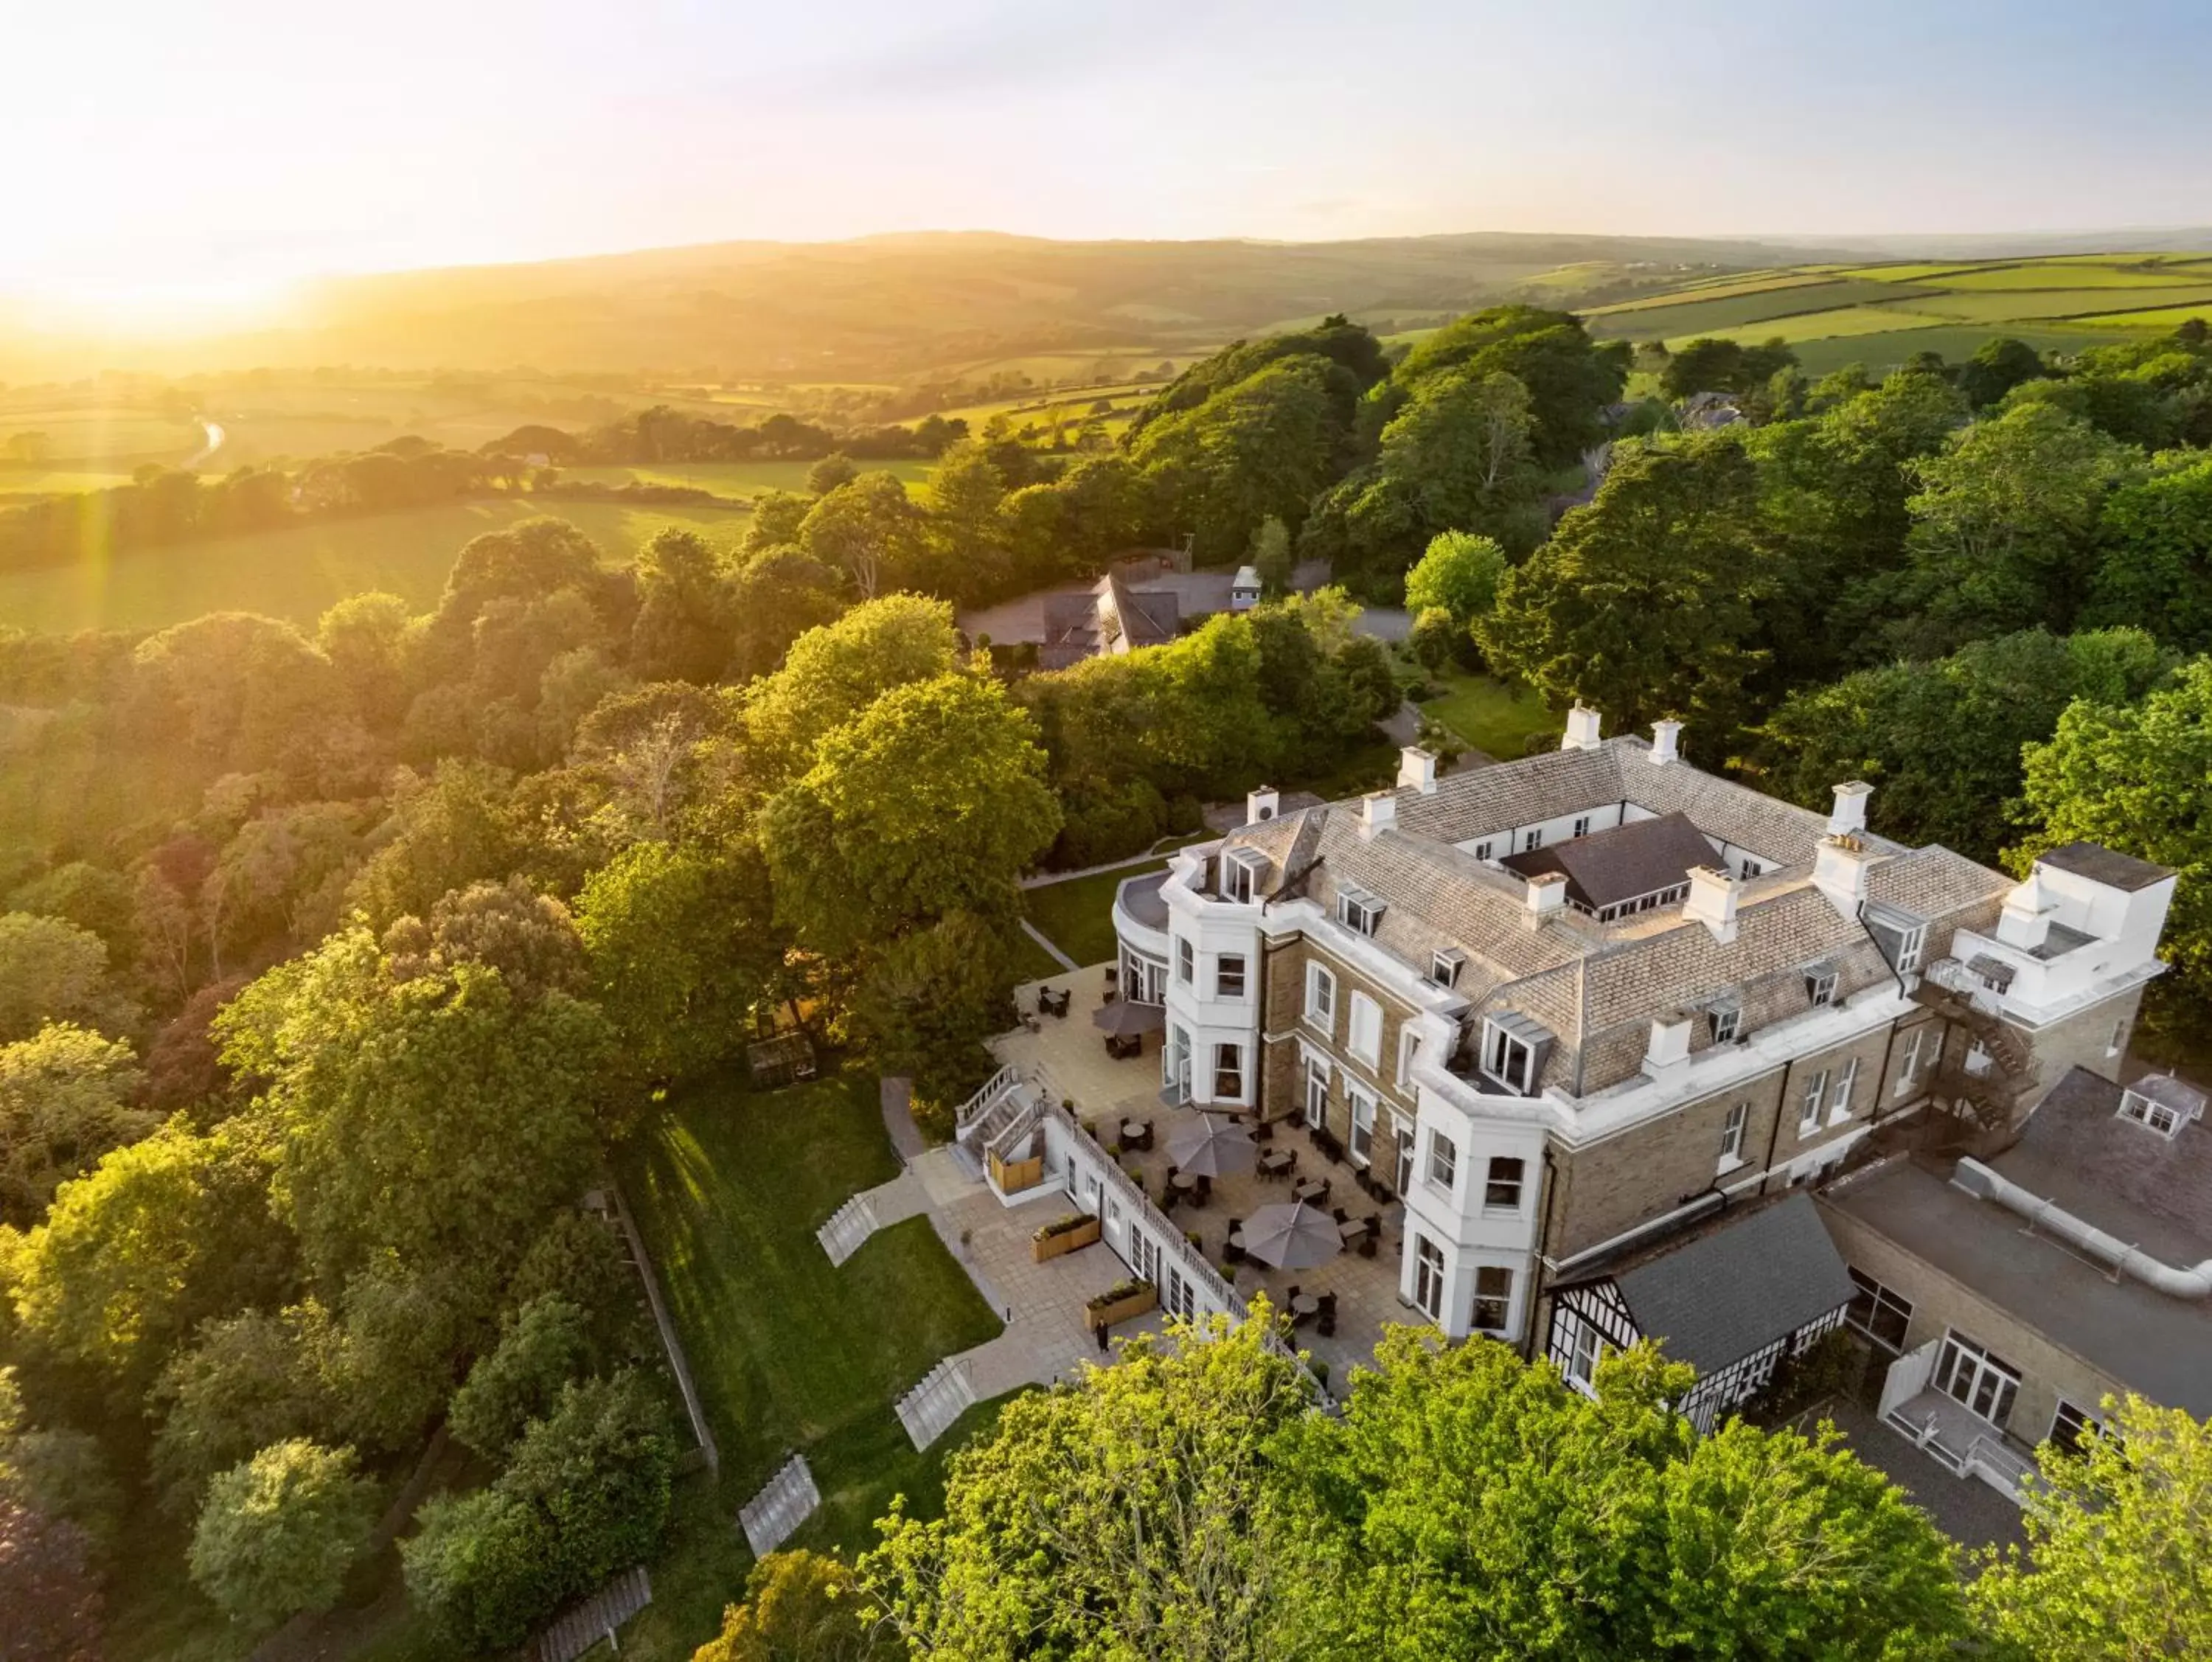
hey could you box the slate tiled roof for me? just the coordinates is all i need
[1993,1065,2212,1264]
[1211,737,2017,1096]
[1501,811,1718,910]
[1580,1194,1857,1374]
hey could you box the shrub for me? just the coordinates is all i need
[188,1440,376,1628]
[448,1295,591,1461]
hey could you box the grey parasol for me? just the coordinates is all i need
[1164,1110,1258,1178]
[1237,1200,1343,1269]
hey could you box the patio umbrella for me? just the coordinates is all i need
[1238,1200,1343,1270]
[1091,1000,1166,1036]
[1164,1110,1257,1178]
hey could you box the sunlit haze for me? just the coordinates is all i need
[12,0,2212,315]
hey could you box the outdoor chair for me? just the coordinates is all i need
[1332,1206,1349,1224]
[1254,1119,1275,1143]
[1317,1292,1338,1338]
[1224,1220,1245,1265]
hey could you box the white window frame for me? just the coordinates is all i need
[1718,1101,1749,1170]
[1338,889,1384,936]
[1427,1130,1458,1195]
[1708,1004,1742,1045]
[1212,1042,1244,1103]
[1560,1309,1604,1391]
[1806,968,1838,1008]
[1430,948,1465,989]
[1866,908,1927,976]
[1471,1265,1513,1335]
[1215,953,1245,1000]
[1396,1028,1421,1090]
[2118,1091,2183,1138]
[1481,1019,1538,1096]
[1392,1114,1416,1192]
[1571,815,1591,838]
[2050,1400,2098,1455]
[1799,1068,1829,1136]
[1348,990,1383,1068]
[1413,1234,1445,1321]
[1302,1056,1329,1129]
[1523,827,1544,851]
[1176,936,1194,985]
[1484,1155,1524,1211]
[1223,849,1264,905]
[1829,1057,1859,1122]
[1895,1027,1927,1097]
[1304,962,1336,1032]
[1347,1085,1376,1165]
[1472,838,1494,862]
[1132,1230,1161,1284]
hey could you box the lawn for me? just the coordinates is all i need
[613,1068,1007,1656]
[0,496,754,633]
[1025,861,1166,967]
[1419,672,1559,760]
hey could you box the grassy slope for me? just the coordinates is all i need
[613,1069,1004,1656]
[563,459,935,496]
[0,496,752,633]
[1419,672,1559,760]
[1026,861,1167,967]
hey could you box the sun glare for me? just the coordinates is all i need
[18,273,305,337]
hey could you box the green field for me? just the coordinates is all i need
[0,496,753,634]
[1583,251,2212,372]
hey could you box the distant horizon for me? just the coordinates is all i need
[14,0,2212,328]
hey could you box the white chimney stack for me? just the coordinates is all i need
[1683,865,1740,944]
[1813,833,1877,919]
[1397,746,1439,793]
[1562,703,1604,753]
[1524,870,1569,923]
[1650,719,1683,766]
[1360,790,1397,839]
[1644,1011,1694,1075]
[1829,781,1873,838]
[1997,870,2055,952]
[1247,785,1279,824]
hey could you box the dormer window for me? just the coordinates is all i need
[1804,962,1839,1008]
[2117,1077,2206,1139]
[1430,948,1467,989]
[1865,905,1927,976]
[1223,848,1267,905]
[1479,1012,1554,1097]
[1708,999,1742,1045]
[1338,886,1385,936]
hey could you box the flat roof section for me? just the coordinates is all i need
[1823,1158,2212,1416]
[2037,841,2172,892]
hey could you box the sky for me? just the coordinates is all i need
[10,0,2212,321]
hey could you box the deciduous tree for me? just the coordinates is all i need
[189,1439,375,1628]
[0,1023,151,1228]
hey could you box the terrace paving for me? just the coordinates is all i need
[996,963,1416,1391]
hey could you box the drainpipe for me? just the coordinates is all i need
[1759,1055,1797,1193]
[1523,1147,1562,1362]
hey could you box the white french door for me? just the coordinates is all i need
[1934,1332,2020,1427]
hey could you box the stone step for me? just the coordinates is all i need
[895,1356,977,1451]
[815,1194,878,1267]
[737,1454,821,1557]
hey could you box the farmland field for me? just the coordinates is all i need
[0,496,752,634]
[562,458,936,496]
[1582,251,2212,372]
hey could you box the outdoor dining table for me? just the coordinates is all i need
[1121,1119,1149,1144]
[1259,1148,1295,1178]
[1292,1178,1329,1206]
[1289,1293,1321,1324]
[1169,1170,1205,1195]
[1338,1218,1371,1242]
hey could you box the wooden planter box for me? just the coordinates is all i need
[1033,1213,1103,1262]
[988,1148,1044,1193]
[1086,1282,1158,1328]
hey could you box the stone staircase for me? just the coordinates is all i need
[815,1193,878,1267]
[737,1454,821,1557]
[895,1356,978,1450]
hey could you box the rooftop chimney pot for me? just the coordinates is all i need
[1524,870,1569,923]
[1562,703,1604,753]
[1813,832,1877,919]
[1650,719,1683,765]
[1360,790,1397,839]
